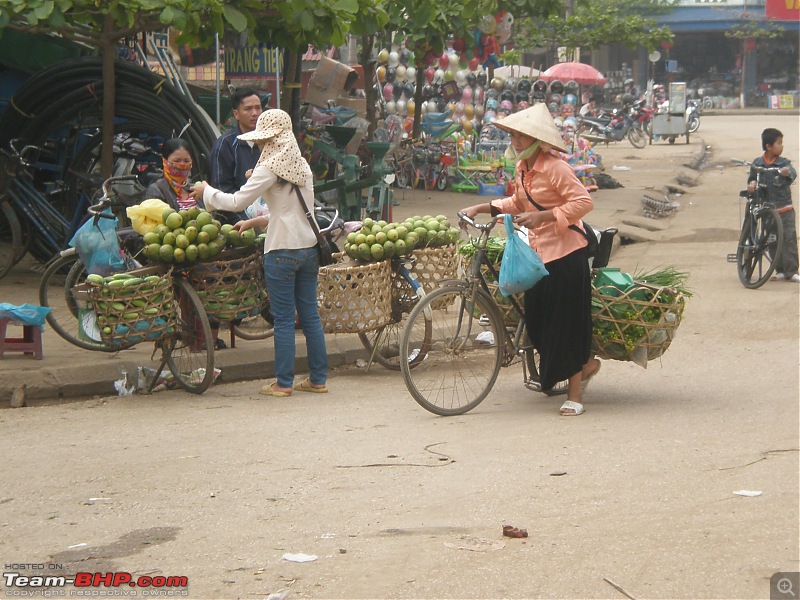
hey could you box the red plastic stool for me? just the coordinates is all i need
[0,317,44,360]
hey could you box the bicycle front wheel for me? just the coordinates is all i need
[400,286,504,416]
[627,127,647,149]
[233,305,275,340]
[161,279,214,394]
[737,207,784,289]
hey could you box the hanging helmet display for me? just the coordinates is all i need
[399,48,411,66]
[516,100,530,111]
[548,80,564,94]
[461,86,474,104]
[443,70,455,82]
[385,100,396,114]
[485,97,499,111]
[376,66,386,83]
[499,99,513,113]
[548,92,563,105]
[464,103,474,119]
[439,53,449,70]
[463,119,473,135]
[396,100,407,116]
[563,93,577,106]
[454,101,465,115]
[491,77,505,91]
[392,84,403,101]
[406,66,416,82]
[504,77,517,92]
[531,91,547,103]
[553,116,564,128]
[433,68,445,84]
[388,51,399,67]
[564,80,579,94]
[385,66,396,83]
[485,88,499,101]
[377,48,389,64]
[404,82,416,99]
[383,83,394,101]
[500,89,514,103]
[407,99,415,116]
[563,116,578,130]
[425,67,435,83]
[422,84,434,99]
[483,110,497,124]
[548,102,560,114]
[476,70,488,87]
[532,79,548,93]
[395,65,407,82]
[517,79,532,94]
[474,87,484,105]
[455,70,467,87]
[515,92,528,105]
[436,97,447,112]
[466,72,477,88]
[474,104,485,119]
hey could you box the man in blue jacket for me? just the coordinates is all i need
[208,89,264,220]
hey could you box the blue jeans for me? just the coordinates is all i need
[263,247,328,388]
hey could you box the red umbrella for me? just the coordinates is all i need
[538,62,606,86]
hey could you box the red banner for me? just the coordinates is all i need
[766,0,800,21]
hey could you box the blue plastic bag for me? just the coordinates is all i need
[0,303,52,330]
[69,211,125,275]
[498,214,548,296]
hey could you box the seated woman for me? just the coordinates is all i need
[146,138,199,211]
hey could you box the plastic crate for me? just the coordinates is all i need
[478,182,506,196]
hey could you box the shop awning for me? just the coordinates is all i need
[655,5,799,31]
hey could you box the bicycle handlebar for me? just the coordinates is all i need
[457,211,504,233]
[730,158,784,174]
[87,175,142,220]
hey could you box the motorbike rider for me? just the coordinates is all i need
[579,95,597,117]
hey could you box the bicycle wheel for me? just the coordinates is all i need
[233,305,275,340]
[400,285,504,416]
[435,170,449,192]
[161,278,214,394]
[359,304,432,371]
[0,199,24,278]
[737,207,784,289]
[38,252,126,351]
[627,126,647,149]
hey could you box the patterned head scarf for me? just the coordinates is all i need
[238,109,307,186]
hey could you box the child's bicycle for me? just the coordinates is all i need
[729,158,787,289]
[38,175,215,394]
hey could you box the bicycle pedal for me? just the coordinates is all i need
[478,314,491,326]
[524,378,543,393]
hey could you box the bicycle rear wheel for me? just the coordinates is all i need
[737,208,783,289]
[400,286,504,416]
[627,126,647,149]
[1,199,25,278]
[38,252,128,351]
[161,278,214,394]
[359,304,432,371]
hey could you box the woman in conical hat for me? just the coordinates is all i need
[191,109,328,397]
[461,103,601,416]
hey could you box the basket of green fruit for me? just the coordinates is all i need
[84,265,177,347]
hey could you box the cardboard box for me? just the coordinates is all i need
[304,57,358,108]
[335,95,367,119]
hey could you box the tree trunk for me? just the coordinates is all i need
[291,46,303,130]
[100,13,116,177]
[361,33,376,141]
[282,47,296,115]
[413,63,425,140]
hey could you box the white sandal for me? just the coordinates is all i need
[560,400,584,416]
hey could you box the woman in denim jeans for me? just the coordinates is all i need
[191,110,328,396]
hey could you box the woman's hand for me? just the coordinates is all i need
[514,211,546,229]
[245,169,254,179]
[189,181,208,201]
[233,216,268,232]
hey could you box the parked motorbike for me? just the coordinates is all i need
[629,98,655,135]
[686,99,701,134]
[576,105,647,149]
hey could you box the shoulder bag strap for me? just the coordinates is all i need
[521,171,587,238]
[293,185,325,245]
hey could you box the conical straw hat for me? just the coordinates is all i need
[494,103,567,153]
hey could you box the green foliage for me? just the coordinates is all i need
[725,19,784,40]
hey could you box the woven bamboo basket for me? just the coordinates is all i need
[186,247,267,322]
[591,281,686,365]
[390,244,461,312]
[87,265,177,347]
[318,253,393,334]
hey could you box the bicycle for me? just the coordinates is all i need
[38,175,215,394]
[358,254,432,370]
[730,158,786,289]
[399,213,570,416]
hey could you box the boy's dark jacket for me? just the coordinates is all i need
[748,155,797,208]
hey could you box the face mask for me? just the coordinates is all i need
[505,139,541,162]
[163,158,192,198]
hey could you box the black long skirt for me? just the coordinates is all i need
[524,247,592,391]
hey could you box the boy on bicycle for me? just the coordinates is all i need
[747,128,798,282]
